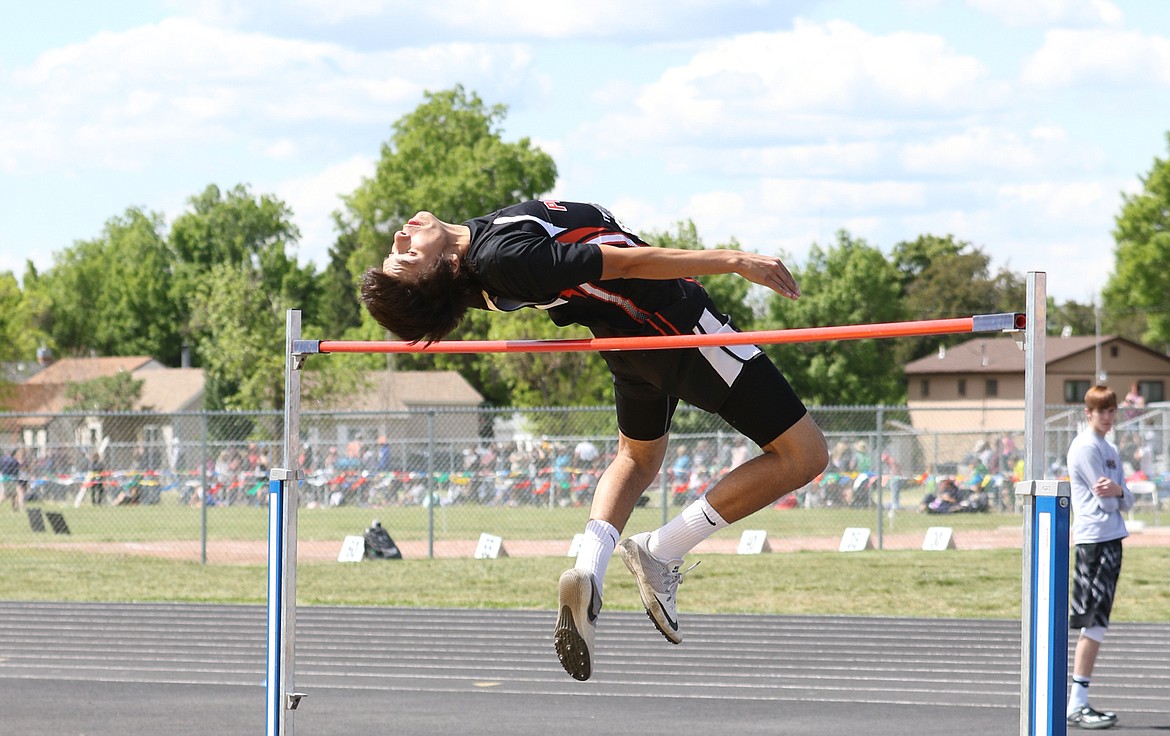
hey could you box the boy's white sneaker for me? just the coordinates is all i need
[619,532,686,644]
[553,568,601,681]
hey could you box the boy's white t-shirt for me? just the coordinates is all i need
[1066,428,1133,544]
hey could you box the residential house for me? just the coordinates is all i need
[1,356,205,474]
[903,335,1170,472]
[301,370,485,476]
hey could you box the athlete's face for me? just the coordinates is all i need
[1086,405,1117,436]
[381,212,451,281]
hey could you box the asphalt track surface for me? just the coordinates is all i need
[1,601,1167,736]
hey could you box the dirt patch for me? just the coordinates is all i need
[11,525,1169,565]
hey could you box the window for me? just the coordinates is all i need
[957,379,967,397]
[1110,346,1119,358]
[1139,380,1165,403]
[920,379,929,398]
[143,425,163,470]
[986,379,998,397]
[1065,380,1091,403]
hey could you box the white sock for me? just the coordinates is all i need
[648,495,729,561]
[574,519,619,598]
[1068,675,1090,713]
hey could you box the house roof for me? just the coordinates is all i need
[137,368,206,412]
[904,335,1168,375]
[0,383,59,414]
[0,361,46,383]
[24,356,160,384]
[5,357,203,415]
[327,370,483,411]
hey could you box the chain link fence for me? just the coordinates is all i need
[2,403,1168,563]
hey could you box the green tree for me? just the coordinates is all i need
[337,85,558,404]
[25,239,104,355]
[891,234,1025,366]
[1104,133,1170,352]
[169,185,320,410]
[485,310,612,408]
[0,271,41,361]
[1048,299,1099,338]
[63,372,146,412]
[763,230,907,406]
[317,228,364,339]
[25,208,184,362]
[169,184,317,313]
[340,85,557,274]
[189,263,286,410]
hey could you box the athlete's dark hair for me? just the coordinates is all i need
[360,259,479,344]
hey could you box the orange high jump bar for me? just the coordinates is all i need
[299,312,1025,356]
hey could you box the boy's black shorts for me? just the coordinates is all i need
[602,308,807,446]
[1069,539,1124,630]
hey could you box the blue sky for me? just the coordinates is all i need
[2,0,1169,307]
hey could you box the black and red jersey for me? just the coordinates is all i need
[463,200,710,338]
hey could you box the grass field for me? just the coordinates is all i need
[3,539,1169,623]
[0,495,1084,543]
[5,495,1169,621]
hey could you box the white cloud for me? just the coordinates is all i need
[901,127,1056,174]
[0,17,535,173]
[287,0,390,24]
[263,139,299,160]
[273,154,373,264]
[581,19,998,152]
[681,140,890,179]
[997,180,1116,223]
[760,178,927,214]
[1023,27,1170,86]
[966,0,1124,27]
[171,0,806,40]
[686,191,747,227]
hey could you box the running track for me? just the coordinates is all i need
[1,602,1167,735]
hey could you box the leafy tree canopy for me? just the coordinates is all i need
[337,85,558,405]
[1104,132,1170,352]
[0,272,41,362]
[163,184,332,410]
[25,208,183,362]
[890,234,1024,366]
[764,230,907,406]
[63,371,147,412]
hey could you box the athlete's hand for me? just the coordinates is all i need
[736,252,801,300]
[1091,477,1121,498]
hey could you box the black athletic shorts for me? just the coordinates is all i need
[603,335,807,446]
[1069,539,1124,630]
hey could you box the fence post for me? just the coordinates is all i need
[200,412,208,565]
[427,409,435,559]
[875,405,885,549]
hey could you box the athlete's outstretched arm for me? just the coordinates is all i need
[597,244,800,300]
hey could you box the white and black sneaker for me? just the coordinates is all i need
[554,568,602,681]
[1067,705,1118,730]
[619,532,692,645]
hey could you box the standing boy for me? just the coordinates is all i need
[1065,385,1133,730]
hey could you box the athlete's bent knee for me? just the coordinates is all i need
[764,414,828,486]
